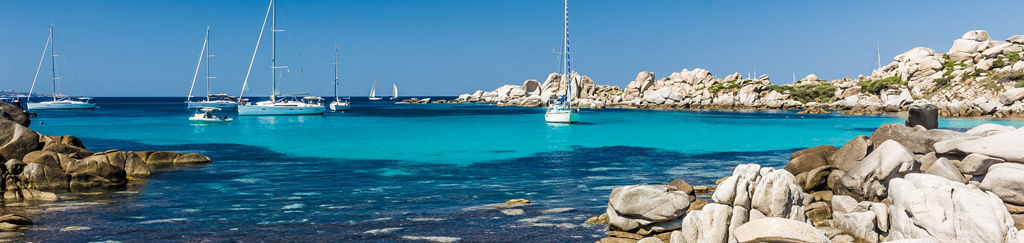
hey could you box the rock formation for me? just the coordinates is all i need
[595,121,1024,243]
[437,30,1024,117]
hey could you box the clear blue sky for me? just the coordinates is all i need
[3,0,1024,97]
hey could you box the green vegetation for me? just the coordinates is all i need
[993,56,1006,69]
[769,84,836,103]
[1010,52,1022,63]
[858,75,906,95]
[708,79,758,93]
[662,77,671,81]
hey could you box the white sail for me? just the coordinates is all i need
[391,83,398,99]
[369,81,376,97]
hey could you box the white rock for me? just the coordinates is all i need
[832,195,887,243]
[962,30,991,42]
[887,173,1015,242]
[607,185,690,231]
[1008,35,1024,44]
[923,158,966,183]
[999,88,1024,105]
[749,169,806,221]
[677,203,733,243]
[732,218,830,243]
[838,140,919,201]
[956,127,1024,162]
[949,39,983,53]
[980,163,1024,205]
[959,153,1004,176]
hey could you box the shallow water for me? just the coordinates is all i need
[14,97,1024,242]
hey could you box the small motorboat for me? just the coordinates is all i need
[189,107,233,124]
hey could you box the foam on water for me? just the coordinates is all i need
[15,97,1024,242]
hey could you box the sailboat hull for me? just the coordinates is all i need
[27,101,96,110]
[329,102,350,111]
[544,110,580,123]
[186,101,239,109]
[238,104,326,116]
[368,97,382,101]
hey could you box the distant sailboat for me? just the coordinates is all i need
[186,26,239,109]
[544,0,580,124]
[237,0,326,116]
[368,80,382,100]
[389,83,398,100]
[329,44,351,111]
[26,26,96,110]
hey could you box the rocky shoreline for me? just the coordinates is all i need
[406,30,1024,118]
[589,108,1024,243]
[0,102,212,237]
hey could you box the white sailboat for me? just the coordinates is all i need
[26,26,96,110]
[189,107,233,124]
[389,83,398,100]
[544,0,580,123]
[368,80,382,100]
[237,0,326,116]
[329,44,351,111]
[186,26,239,109]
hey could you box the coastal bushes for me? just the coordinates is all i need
[770,83,836,103]
[858,75,905,95]
[708,79,757,93]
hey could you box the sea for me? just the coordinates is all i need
[13,97,1024,242]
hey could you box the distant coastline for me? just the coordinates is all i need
[408,30,1024,118]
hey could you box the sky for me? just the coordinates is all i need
[2,0,1024,97]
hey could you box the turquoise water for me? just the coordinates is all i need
[17,97,1024,242]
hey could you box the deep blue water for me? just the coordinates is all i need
[12,97,1024,242]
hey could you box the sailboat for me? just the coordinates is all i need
[329,44,351,111]
[186,26,239,109]
[368,80,382,100]
[543,0,580,123]
[389,83,398,100]
[237,0,326,116]
[26,26,96,110]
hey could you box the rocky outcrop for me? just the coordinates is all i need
[436,30,1024,118]
[600,121,1024,243]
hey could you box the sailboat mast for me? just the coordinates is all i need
[876,42,882,70]
[334,44,339,99]
[563,0,571,104]
[50,26,57,101]
[270,0,277,101]
[206,26,211,100]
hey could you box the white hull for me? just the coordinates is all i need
[238,103,326,116]
[544,110,580,123]
[189,117,233,123]
[368,97,382,101]
[27,101,96,110]
[187,101,238,109]
[330,102,350,111]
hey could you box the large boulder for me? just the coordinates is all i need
[0,102,30,127]
[607,185,690,232]
[905,104,937,130]
[829,135,872,171]
[672,203,733,243]
[871,124,973,154]
[40,142,93,159]
[732,218,830,243]
[836,140,919,202]
[713,163,807,221]
[64,157,128,189]
[136,151,212,166]
[18,162,69,191]
[887,173,1016,242]
[965,123,1016,137]
[0,119,39,161]
[961,30,991,42]
[82,150,150,178]
[980,163,1024,206]
[832,195,888,243]
[999,88,1024,105]
[957,127,1024,162]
